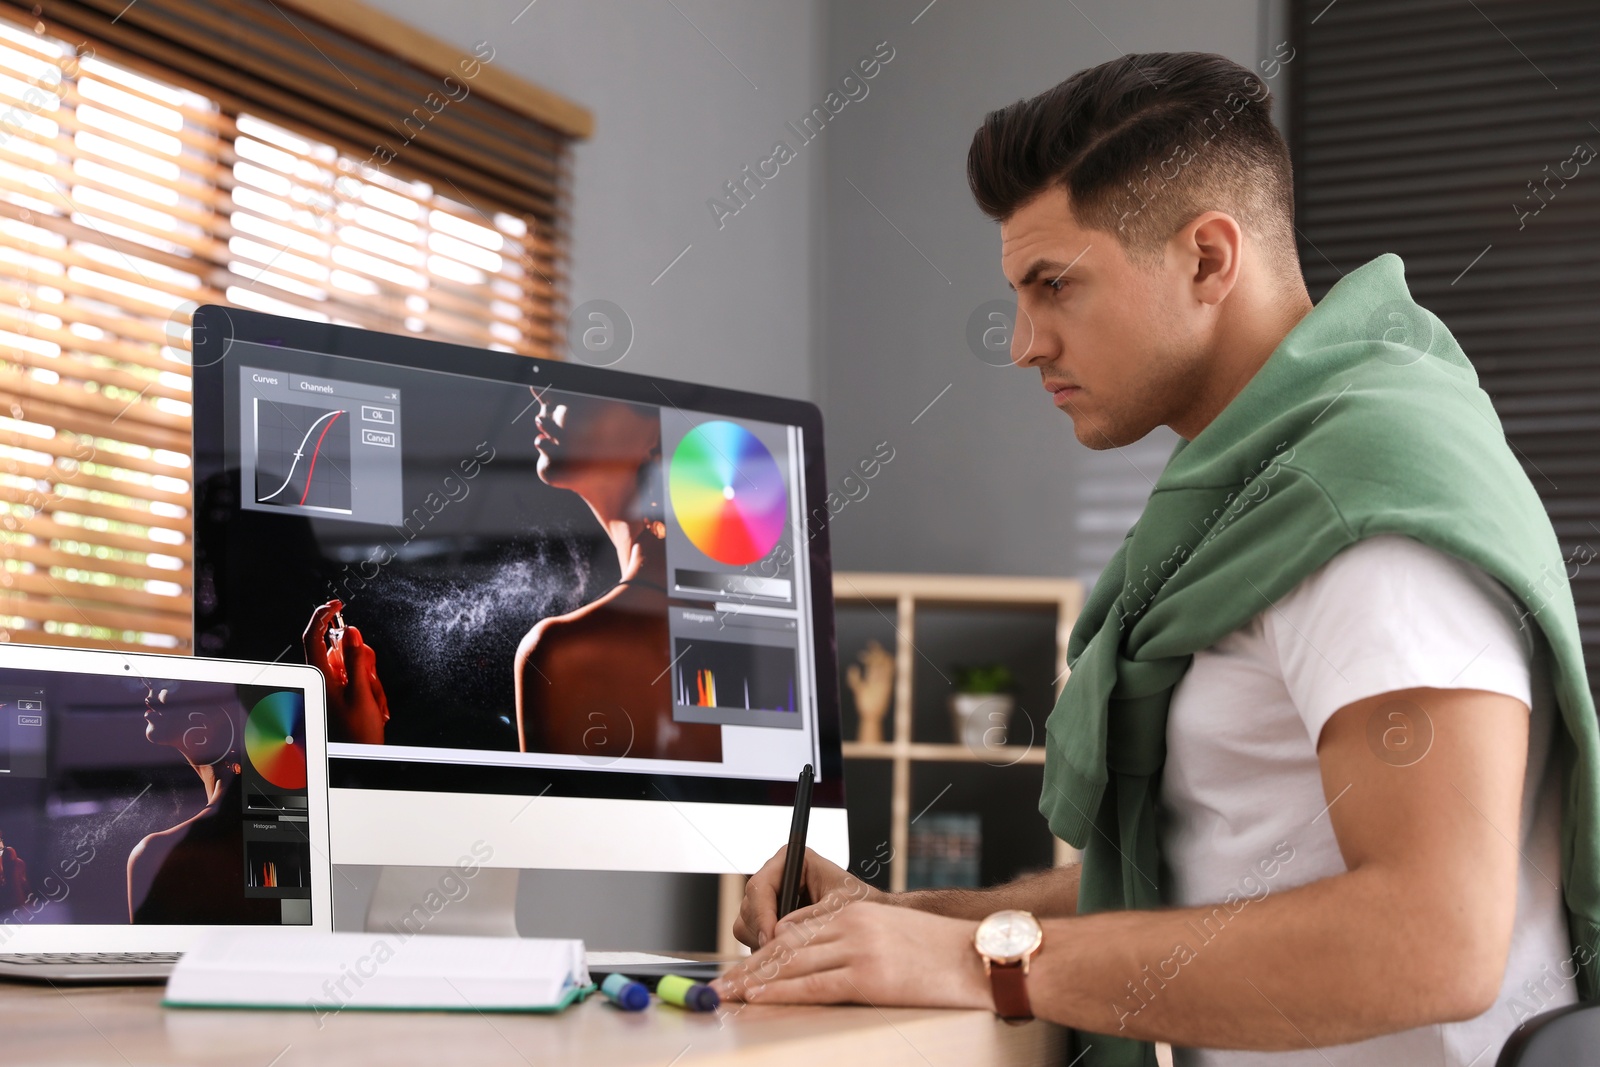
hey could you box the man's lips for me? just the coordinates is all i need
[533,417,559,446]
[1045,381,1081,406]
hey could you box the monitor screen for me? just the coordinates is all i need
[191,307,845,861]
[0,667,314,930]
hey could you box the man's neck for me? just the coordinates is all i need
[1172,287,1314,440]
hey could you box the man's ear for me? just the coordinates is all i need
[1180,211,1245,305]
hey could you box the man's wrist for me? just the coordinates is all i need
[838,875,891,908]
[974,910,1045,1020]
[959,920,991,1009]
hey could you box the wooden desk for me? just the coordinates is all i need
[2,981,1067,1066]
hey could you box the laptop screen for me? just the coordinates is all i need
[0,667,314,930]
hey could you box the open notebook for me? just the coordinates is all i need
[164,930,591,1013]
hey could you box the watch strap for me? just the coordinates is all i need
[988,960,1033,1021]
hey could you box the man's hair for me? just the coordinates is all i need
[967,52,1296,271]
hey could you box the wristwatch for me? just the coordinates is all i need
[973,909,1044,1021]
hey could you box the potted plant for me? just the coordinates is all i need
[947,663,1015,752]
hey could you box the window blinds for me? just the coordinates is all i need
[0,0,582,651]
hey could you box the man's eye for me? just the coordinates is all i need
[1044,278,1066,292]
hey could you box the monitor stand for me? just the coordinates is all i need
[363,866,520,937]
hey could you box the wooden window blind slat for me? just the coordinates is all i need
[19,513,193,561]
[0,457,190,509]
[0,541,186,589]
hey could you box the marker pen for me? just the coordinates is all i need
[600,973,649,1011]
[656,973,719,1012]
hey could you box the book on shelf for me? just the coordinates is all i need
[906,812,981,889]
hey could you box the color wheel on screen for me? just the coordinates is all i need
[244,691,307,791]
[668,421,788,566]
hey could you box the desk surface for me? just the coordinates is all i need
[3,981,1067,1066]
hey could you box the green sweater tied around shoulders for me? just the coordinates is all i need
[1040,253,1600,1066]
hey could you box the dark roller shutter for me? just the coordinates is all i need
[1291,0,1600,690]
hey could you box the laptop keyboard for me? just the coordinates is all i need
[0,952,182,965]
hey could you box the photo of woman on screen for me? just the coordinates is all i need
[127,682,278,924]
[301,388,722,764]
[512,389,722,763]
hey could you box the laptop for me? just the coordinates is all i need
[0,644,332,982]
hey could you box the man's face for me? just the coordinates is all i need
[1001,187,1209,449]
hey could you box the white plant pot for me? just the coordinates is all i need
[948,693,1015,753]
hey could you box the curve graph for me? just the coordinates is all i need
[254,400,352,512]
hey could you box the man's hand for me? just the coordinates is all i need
[715,899,990,1010]
[733,846,888,950]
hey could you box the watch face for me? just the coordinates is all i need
[975,909,1043,962]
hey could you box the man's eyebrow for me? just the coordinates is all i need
[1007,259,1066,291]
[1006,247,1092,290]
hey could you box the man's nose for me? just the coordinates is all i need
[1010,307,1050,368]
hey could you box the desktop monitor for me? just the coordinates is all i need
[190,305,847,877]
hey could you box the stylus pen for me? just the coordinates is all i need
[776,763,814,919]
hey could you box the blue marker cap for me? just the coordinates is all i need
[600,972,649,1011]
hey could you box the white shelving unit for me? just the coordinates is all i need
[832,571,1085,892]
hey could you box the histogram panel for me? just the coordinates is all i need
[674,638,797,713]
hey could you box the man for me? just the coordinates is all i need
[713,52,1600,1066]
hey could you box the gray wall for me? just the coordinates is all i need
[362,0,825,400]
[343,0,1281,947]
[818,0,1286,583]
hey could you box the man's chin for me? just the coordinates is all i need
[1058,398,1157,450]
[1072,418,1143,451]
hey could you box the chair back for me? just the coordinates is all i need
[1494,1003,1600,1066]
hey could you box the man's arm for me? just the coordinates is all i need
[896,862,1081,920]
[1020,685,1526,1046]
[733,843,1080,948]
[717,685,1528,1052]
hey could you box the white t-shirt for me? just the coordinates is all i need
[1157,534,1574,1067]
